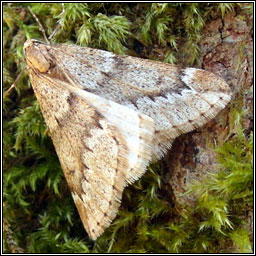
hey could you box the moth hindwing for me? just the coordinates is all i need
[24,39,231,240]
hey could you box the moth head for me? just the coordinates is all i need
[24,39,54,73]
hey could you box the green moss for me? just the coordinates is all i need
[3,2,252,253]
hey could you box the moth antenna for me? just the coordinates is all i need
[48,24,61,41]
[48,3,65,41]
[4,69,24,96]
[28,7,50,44]
[6,5,61,98]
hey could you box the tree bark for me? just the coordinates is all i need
[167,11,253,203]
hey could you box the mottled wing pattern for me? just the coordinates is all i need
[49,43,231,158]
[25,40,155,239]
[24,39,231,240]
[27,68,154,239]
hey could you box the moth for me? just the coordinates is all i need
[24,39,231,240]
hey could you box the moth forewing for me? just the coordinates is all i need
[24,39,231,240]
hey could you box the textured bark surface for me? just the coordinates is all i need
[167,12,253,203]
